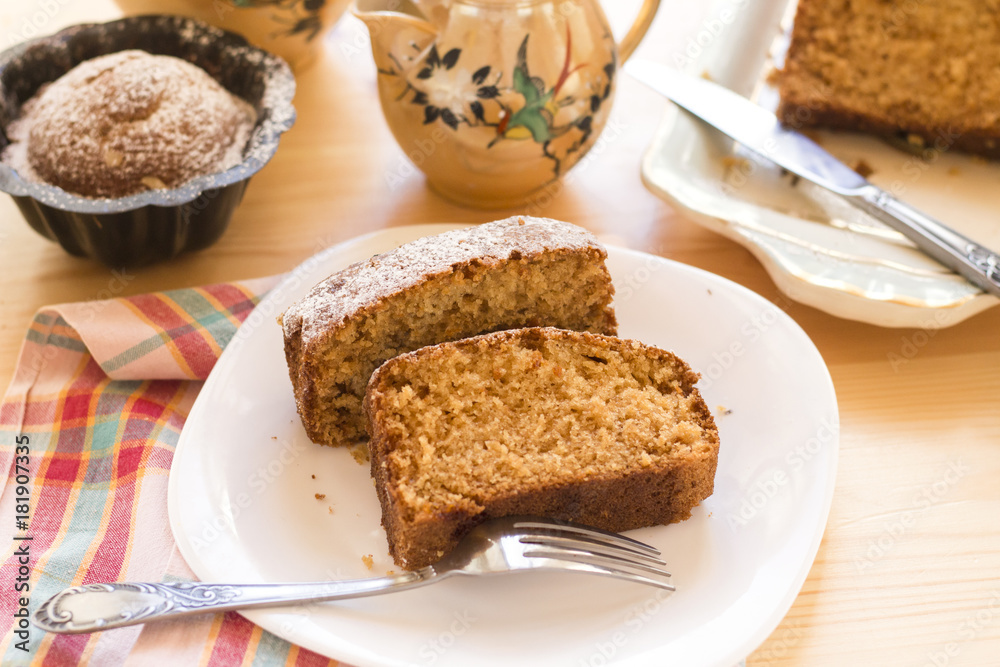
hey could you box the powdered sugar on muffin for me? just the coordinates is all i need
[3,50,255,197]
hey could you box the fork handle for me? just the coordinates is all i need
[33,570,437,634]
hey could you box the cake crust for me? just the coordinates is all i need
[364,327,720,570]
[281,217,617,446]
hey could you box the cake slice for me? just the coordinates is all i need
[363,327,720,570]
[776,0,1000,158]
[280,217,617,446]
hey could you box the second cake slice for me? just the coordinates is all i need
[364,327,720,569]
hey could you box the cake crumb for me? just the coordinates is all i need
[315,493,326,500]
[311,474,316,479]
[328,506,334,514]
[717,405,733,416]
[721,156,751,170]
[802,130,823,145]
[362,554,374,570]
[906,134,926,150]
[350,442,370,465]
[851,159,874,179]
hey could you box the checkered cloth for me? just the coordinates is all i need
[0,277,343,666]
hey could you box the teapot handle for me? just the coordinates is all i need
[617,0,661,62]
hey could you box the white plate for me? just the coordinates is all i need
[168,224,839,667]
[639,0,1000,329]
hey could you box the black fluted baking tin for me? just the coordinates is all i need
[0,15,296,267]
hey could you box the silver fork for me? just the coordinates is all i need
[32,516,674,635]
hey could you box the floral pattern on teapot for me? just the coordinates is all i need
[380,26,616,190]
[380,28,615,184]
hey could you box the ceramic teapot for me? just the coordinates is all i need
[353,0,660,208]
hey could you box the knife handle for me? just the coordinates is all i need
[851,187,1000,299]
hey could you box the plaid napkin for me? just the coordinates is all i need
[0,277,343,666]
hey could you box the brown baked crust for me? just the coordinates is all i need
[776,0,1000,159]
[377,459,715,571]
[281,216,617,446]
[364,327,720,570]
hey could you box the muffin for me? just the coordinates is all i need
[0,16,296,267]
[4,50,256,198]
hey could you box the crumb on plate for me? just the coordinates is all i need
[721,156,751,170]
[350,442,370,465]
[851,158,874,179]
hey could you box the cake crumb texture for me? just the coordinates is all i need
[282,217,617,446]
[777,0,1000,157]
[364,327,720,570]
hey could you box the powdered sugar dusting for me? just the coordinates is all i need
[3,50,255,198]
[282,217,608,341]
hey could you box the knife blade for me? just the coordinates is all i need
[625,58,1000,300]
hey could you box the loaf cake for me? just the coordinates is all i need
[776,0,1000,158]
[280,217,617,446]
[363,327,720,569]
[3,50,256,198]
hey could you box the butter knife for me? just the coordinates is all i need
[625,59,1000,300]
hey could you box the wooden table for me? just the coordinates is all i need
[2,2,999,665]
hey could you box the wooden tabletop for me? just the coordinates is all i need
[3,2,1000,665]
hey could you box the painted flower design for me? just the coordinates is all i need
[410,46,500,129]
[388,26,615,181]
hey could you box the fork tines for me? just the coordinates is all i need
[513,520,675,591]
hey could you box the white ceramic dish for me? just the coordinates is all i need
[168,224,839,667]
[639,0,1000,329]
